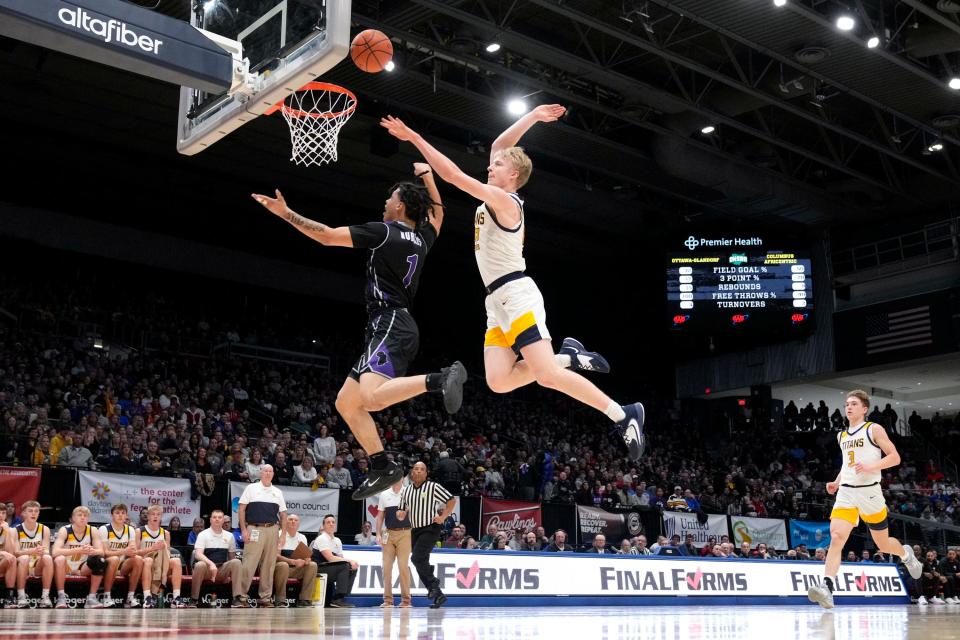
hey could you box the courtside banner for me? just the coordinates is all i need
[78,470,198,525]
[341,547,907,603]
[0,466,41,512]
[662,511,727,547]
[790,519,832,549]
[577,505,643,544]
[230,481,338,532]
[480,498,541,537]
[731,516,789,551]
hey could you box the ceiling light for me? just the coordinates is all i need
[203,0,217,11]
[836,15,856,31]
[928,140,944,152]
[384,60,396,72]
[867,36,880,49]
[485,42,501,53]
[701,125,716,134]
[773,0,787,6]
[949,77,960,90]
[507,99,528,115]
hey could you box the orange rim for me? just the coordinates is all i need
[264,82,357,119]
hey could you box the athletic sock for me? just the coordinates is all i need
[604,402,626,422]
[172,589,180,598]
[555,354,572,368]
[58,590,66,598]
[823,576,835,593]
[425,372,443,392]
[18,589,26,599]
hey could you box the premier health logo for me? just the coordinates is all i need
[684,236,700,251]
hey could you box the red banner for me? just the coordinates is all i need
[480,498,541,537]
[0,466,41,513]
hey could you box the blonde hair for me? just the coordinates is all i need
[497,147,533,189]
[146,505,163,515]
[847,389,870,408]
[22,500,40,512]
[71,506,91,518]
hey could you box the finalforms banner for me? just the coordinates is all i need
[340,547,906,600]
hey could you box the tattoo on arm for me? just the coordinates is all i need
[286,211,328,234]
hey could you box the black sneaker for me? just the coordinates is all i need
[142,595,158,609]
[559,337,610,373]
[328,598,355,608]
[296,599,312,608]
[430,592,447,609]
[352,458,403,500]
[231,595,250,608]
[440,361,468,414]
[612,402,646,462]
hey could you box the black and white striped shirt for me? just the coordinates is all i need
[399,480,453,529]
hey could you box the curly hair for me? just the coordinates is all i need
[388,181,442,229]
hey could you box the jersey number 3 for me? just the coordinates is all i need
[402,255,419,288]
[847,450,855,466]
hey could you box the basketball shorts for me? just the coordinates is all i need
[483,277,551,354]
[349,308,420,381]
[831,483,888,529]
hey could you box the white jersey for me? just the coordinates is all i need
[838,422,882,485]
[99,523,136,553]
[474,193,526,287]
[61,524,93,571]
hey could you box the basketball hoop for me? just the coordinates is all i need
[266,82,357,167]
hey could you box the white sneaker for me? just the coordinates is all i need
[807,584,835,609]
[85,594,103,609]
[946,597,959,604]
[917,595,928,605]
[125,595,139,608]
[930,596,945,605]
[55,593,68,609]
[38,596,52,609]
[901,545,923,580]
[101,595,115,609]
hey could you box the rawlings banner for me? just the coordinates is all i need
[577,505,643,545]
[731,516,789,551]
[0,466,41,514]
[662,511,728,547]
[790,520,832,550]
[480,498,541,538]
[78,471,199,525]
[230,481,338,533]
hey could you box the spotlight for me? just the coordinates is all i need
[507,99,528,115]
[928,140,944,152]
[836,15,855,31]
[773,0,787,6]
[866,36,880,48]
[950,77,960,90]
[485,42,501,53]
[384,60,396,72]
[701,125,716,134]
[203,0,217,11]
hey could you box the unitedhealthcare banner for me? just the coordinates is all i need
[790,520,832,550]
[230,481,338,532]
[662,511,728,547]
[78,471,199,525]
[731,516,789,551]
[340,547,906,602]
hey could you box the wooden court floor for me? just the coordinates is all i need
[0,603,957,639]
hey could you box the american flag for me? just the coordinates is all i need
[865,306,933,355]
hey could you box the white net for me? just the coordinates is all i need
[276,83,357,167]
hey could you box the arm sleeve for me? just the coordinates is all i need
[349,222,389,249]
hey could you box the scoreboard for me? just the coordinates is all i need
[667,234,814,332]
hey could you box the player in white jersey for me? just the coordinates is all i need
[138,504,188,608]
[9,500,53,608]
[98,503,143,608]
[807,389,923,609]
[0,504,17,606]
[52,506,106,608]
[381,107,647,461]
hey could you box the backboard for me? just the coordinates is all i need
[176,0,351,155]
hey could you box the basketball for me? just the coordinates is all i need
[351,29,393,73]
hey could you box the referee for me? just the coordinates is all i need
[238,464,287,607]
[397,461,456,608]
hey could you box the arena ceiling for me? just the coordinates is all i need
[2,0,959,264]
